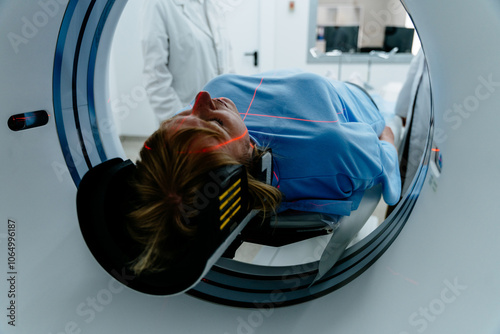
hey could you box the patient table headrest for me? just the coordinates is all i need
[76,155,269,295]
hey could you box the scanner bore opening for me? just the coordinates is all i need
[56,0,433,307]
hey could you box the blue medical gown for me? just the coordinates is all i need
[199,70,401,216]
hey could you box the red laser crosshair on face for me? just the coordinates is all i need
[193,79,260,153]
[192,77,267,154]
[172,91,251,154]
[183,129,249,154]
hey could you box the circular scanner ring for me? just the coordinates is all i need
[54,0,432,307]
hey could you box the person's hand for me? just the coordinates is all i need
[379,126,395,147]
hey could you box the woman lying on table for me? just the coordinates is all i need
[127,69,401,274]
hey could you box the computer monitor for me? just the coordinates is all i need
[324,26,360,53]
[384,26,415,53]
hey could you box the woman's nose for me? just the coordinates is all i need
[192,91,215,115]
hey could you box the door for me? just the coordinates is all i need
[224,0,261,75]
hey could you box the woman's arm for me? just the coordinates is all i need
[379,126,396,149]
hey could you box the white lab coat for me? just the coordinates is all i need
[394,50,431,194]
[142,0,234,123]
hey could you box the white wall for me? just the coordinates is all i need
[108,0,157,138]
[109,0,412,137]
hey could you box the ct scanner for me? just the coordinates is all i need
[1,0,500,333]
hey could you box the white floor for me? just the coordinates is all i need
[120,136,147,163]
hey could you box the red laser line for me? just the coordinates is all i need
[183,129,249,154]
[242,77,265,121]
[386,267,419,286]
[239,113,338,123]
[173,93,202,132]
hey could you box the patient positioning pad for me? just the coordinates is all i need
[77,157,259,295]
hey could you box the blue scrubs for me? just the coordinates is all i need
[199,70,401,216]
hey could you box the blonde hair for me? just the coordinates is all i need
[127,123,281,275]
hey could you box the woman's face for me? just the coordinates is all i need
[161,91,253,161]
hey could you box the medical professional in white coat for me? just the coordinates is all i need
[394,50,431,195]
[142,0,234,123]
